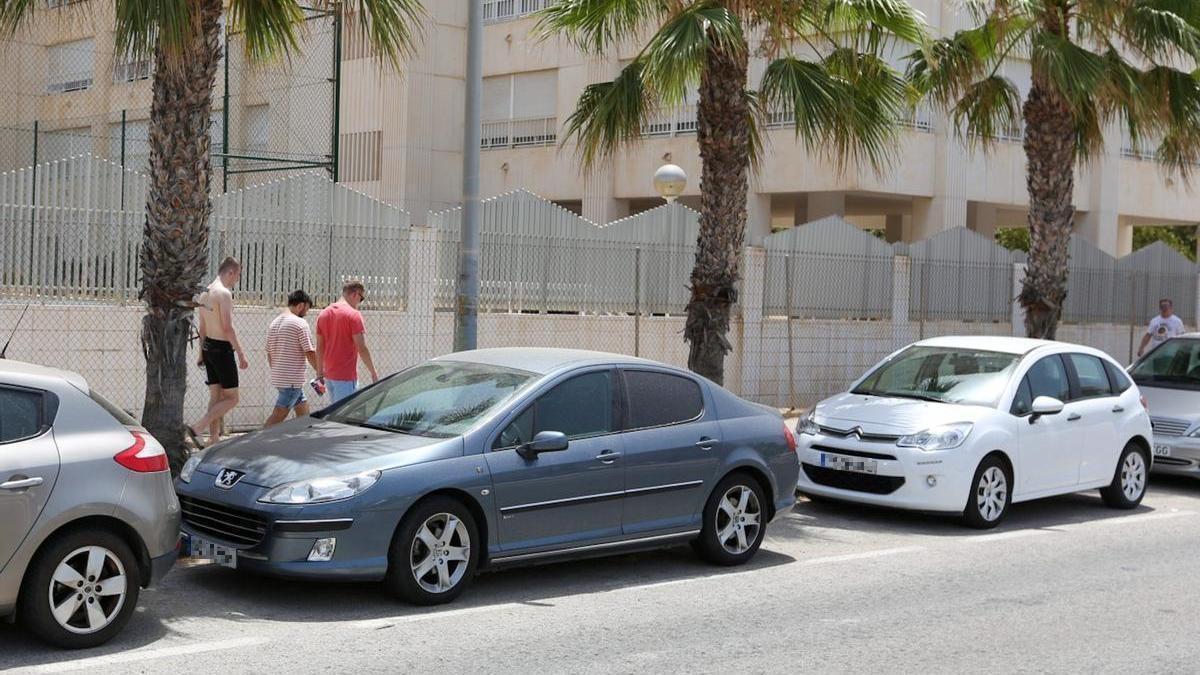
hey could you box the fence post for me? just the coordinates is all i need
[407,225,439,363]
[1011,262,1026,337]
[917,257,928,340]
[1128,273,1139,363]
[784,254,796,410]
[891,255,911,350]
[633,247,641,357]
[738,247,766,406]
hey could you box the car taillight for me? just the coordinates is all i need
[114,431,168,473]
[783,423,798,453]
[1140,395,1149,412]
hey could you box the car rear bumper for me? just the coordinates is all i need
[147,547,178,587]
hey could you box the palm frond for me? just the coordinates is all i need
[1141,65,1200,178]
[226,0,424,66]
[0,0,41,38]
[949,74,1022,149]
[906,15,1029,109]
[562,59,656,171]
[744,88,767,172]
[350,0,426,68]
[1029,31,1108,118]
[822,0,928,46]
[1115,0,1200,62]
[532,0,670,52]
[641,4,746,106]
[226,0,307,62]
[112,0,191,61]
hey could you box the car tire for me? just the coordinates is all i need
[962,455,1012,529]
[18,528,141,649]
[692,473,768,566]
[1100,443,1149,509]
[385,497,479,605]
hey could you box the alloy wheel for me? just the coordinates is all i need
[47,546,128,635]
[1120,452,1147,501]
[976,467,1008,522]
[715,485,761,555]
[410,513,471,594]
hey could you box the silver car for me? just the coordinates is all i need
[0,360,180,649]
[1131,335,1200,476]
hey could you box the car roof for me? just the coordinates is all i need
[434,347,666,376]
[914,335,1055,355]
[0,358,89,392]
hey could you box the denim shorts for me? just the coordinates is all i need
[327,379,358,403]
[274,386,308,410]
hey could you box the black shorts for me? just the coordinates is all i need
[202,338,239,389]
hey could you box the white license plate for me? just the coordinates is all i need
[189,536,238,568]
[1154,444,1172,457]
[819,452,878,474]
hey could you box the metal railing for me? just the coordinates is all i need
[481,116,557,149]
[483,0,554,24]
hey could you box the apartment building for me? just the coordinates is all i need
[3,0,1196,256]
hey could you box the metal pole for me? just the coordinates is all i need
[222,32,231,194]
[29,121,38,285]
[330,4,342,182]
[634,247,641,357]
[785,255,796,410]
[454,0,483,351]
[119,110,127,211]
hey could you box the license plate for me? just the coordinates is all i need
[189,536,238,568]
[819,452,878,474]
[1154,444,1172,457]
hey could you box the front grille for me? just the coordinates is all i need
[1151,417,1191,437]
[817,424,901,443]
[803,463,906,495]
[811,444,897,461]
[179,496,268,547]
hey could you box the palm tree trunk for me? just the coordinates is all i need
[685,41,750,385]
[1019,76,1076,340]
[140,0,223,475]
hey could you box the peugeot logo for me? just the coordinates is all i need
[214,468,244,490]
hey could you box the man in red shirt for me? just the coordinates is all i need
[316,280,379,402]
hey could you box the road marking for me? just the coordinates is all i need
[1076,509,1195,528]
[11,637,269,674]
[959,529,1053,544]
[352,602,525,630]
[801,545,926,566]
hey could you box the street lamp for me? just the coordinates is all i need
[653,164,687,203]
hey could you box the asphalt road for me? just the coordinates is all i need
[4,475,1199,674]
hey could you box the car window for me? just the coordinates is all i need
[0,387,43,443]
[1130,338,1200,390]
[494,371,614,448]
[1066,354,1113,399]
[1104,360,1132,394]
[1024,355,1069,402]
[1010,378,1034,416]
[623,370,703,429]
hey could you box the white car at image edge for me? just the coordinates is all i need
[796,336,1153,528]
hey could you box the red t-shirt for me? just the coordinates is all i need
[316,301,365,381]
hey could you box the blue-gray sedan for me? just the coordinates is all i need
[174,348,798,604]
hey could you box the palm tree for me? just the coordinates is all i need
[909,0,1200,339]
[0,0,423,474]
[536,0,927,385]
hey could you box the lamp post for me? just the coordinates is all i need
[653,164,687,203]
[454,0,483,352]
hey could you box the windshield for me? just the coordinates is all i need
[1131,338,1200,390]
[323,361,537,437]
[851,346,1021,407]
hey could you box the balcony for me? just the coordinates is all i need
[481,116,557,149]
[483,0,554,24]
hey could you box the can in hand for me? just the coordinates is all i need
[310,377,327,396]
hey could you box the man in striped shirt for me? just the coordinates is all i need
[264,290,319,427]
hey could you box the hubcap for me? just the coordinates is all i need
[1120,452,1146,501]
[715,485,761,555]
[410,513,470,594]
[48,546,127,635]
[976,467,1008,522]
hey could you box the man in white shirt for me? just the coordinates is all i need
[1137,298,1186,357]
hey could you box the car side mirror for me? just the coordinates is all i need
[516,431,569,460]
[1029,396,1064,423]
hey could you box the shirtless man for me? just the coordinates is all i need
[186,257,248,447]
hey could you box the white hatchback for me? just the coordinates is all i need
[796,336,1153,528]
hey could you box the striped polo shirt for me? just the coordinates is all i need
[267,312,315,388]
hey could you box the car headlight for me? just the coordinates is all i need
[1187,426,1200,438]
[797,412,820,436]
[259,470,381,504]
[897,423,973,451]
[179,454,203,483]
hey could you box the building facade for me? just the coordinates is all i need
[2,0,1196,256]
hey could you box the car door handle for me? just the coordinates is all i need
[695,437,715,450]
[1112,405,1125,413]
[595,451,621,464]
[1067,413,1082,421]
[0,477,43,490]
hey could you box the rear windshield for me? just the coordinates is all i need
[323,361,537,438]
[89,388,139,426]
[1131,339,1200,391]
